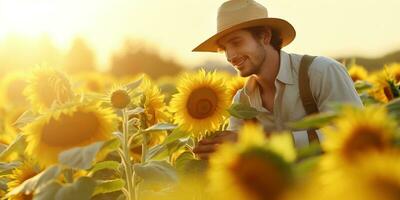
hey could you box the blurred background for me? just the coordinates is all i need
[0,0,399,78]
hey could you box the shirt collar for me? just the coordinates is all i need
[243,50,295,95]
[276,50,295,85]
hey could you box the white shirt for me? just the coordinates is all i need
[228,50,363,148]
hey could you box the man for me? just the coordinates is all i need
[192,0,362,160]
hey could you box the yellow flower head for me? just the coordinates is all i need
[170,69,231,136]
[348,152,400,200]
[140,77,170,126]
[227,76,246,100]
[347,64,368,82]
[386,63,400,84]
[0,71,29,108]
[368,70,397,103]
[208,123,296,200]
[322,106,397,164]
[106,84,133,109]
[24,66,74,113]
[7,160,41,200]
[22,102,118,166]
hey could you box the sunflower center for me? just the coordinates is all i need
[383,86,394,101]
[186,87,218,119]
[395,74,400,83]
[41,111,100,147]
[343,125,388,159]
[351,75,361,82]
[111,90,131,109]
[373,177,400,200]
[229,149,291,200]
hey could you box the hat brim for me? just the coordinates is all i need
[192,18,296,52]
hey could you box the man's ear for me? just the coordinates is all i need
[262,28,272,46]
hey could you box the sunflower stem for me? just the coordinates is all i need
[122,108,135,200]
[140,115,149,164]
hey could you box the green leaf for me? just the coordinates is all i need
[359,93,381,106]
[134,161,178,189]
[294,156,321,178]
[296,142,323,161]
[33,181,62,200]
[0,134,27,161]
[93,179,125,196]
[7,165,61,197]
[145,138,188,161]
[126,75,144,90]
[162,129,190,145]
[100,138,120,155]
[127,107,145,116]
[227,103,260,119]
[287,112,337,129]
[143,123,177,133]
[386,98,400,120]
[13,110,36,129]
[55,176,96,200]
[0,161,20,175]
[88,161,120,176]
[58,141,105,170]
[174,152,208,175]
[354,80,373,93]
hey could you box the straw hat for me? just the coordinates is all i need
[192,0,296,52]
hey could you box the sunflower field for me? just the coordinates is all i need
[0,62,400,200]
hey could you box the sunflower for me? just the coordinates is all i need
[346,152,400,200]
[386,63,400,84]
[170,69,231,136]
[308,151,400,200]
[105,84,134,109]
[368,70,399,103]
[139,77,170,127]
[227,76,246,101]
[22,102,118,166]
[208,123,296,200]
[128,78,170,160]
[7,160,41,200]
[0,71,29,108]
[347,63,368,82]
[23,66,74,113]
[321,105,397,165]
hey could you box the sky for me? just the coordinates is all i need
[0,0,399,70]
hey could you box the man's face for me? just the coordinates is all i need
[217,29,266,77]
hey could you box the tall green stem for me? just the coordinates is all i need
[122,108,135,200]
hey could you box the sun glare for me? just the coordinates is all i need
[0,1,73,46]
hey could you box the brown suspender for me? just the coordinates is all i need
[299,55,320,143]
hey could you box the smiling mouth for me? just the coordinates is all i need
[232,57,247,68]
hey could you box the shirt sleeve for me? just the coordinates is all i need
[227,89,244,131]
[309,56,363,112]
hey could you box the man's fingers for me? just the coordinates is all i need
[197,153,210,160]
[193,144,218,153]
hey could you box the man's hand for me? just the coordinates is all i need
[193,131,238,160]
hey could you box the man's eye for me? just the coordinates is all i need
[232,41,241,46]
